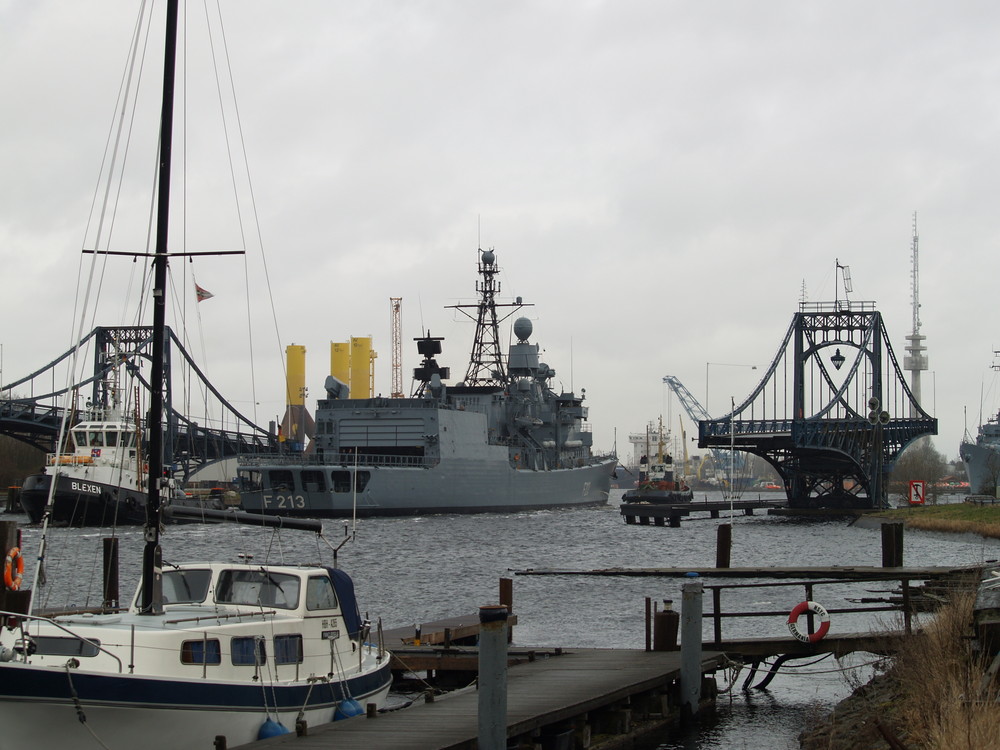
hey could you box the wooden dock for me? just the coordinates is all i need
[620,498,786,526]
[231,648,724,749]
[512,564,985,580]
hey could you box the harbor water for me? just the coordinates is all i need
[11,490,999,749]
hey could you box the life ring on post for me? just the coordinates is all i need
[4,547,24,591]
[787,600,830,643]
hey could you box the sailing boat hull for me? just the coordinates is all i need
[0,659,392,748]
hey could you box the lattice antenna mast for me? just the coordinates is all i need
[389,297,403,398]
[903,212,928,414]
[446,247,531,387]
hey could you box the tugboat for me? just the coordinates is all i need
[620,421,693,504]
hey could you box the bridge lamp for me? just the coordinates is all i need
[830,348,846,371]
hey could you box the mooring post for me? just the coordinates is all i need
[680,577,704,718]
[881,521,904,567]
[103,537,119,611]
[716,524,732,568]
[478,604,509,750]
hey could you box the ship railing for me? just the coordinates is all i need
[237,452,436,469]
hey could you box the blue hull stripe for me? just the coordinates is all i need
[0,661,392,712]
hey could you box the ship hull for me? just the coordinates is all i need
[960,439,1000,495]
[19,472,147,526]
[240,456,617,517]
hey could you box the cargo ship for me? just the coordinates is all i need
[238,248,617,516]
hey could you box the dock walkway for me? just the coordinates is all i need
[620,498,786,526]
[232,648,723,750]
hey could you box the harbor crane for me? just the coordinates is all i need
[662,375,747,475]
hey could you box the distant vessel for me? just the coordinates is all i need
[619,420,693,504]
[238,248,617,516]
[19,407,150,526]
[960,411,1000,495]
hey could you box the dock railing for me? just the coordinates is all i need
[704,574,921,646]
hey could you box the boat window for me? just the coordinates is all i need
[216,569,300,609]
[88,431,104,447]
[162,569,212,604]
[242,470,262,492]
[231,636,267,666]
[301,470,326,492]
[181,638,221,665]
[32,635,101,657]
[268,469,295,491]
[355,471,371,491]
[306,575,339,611]
[274,634,303,665]
[331,471,352,493]
[105,431,119,447]
[73,431,87,447]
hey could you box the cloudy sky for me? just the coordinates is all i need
[1,1,998,465]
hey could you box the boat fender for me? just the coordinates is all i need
[787,600,830,643]
[257,718,291,739]
[4,547,24,591]
[334,698,365,720]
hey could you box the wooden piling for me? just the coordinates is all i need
[716,524,732,568]
[881,521,904,567]
[103,537,119,611]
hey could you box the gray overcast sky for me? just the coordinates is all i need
[1,1,998,464]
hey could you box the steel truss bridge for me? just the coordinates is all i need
[0,326,277,481]
[698,302,936,509]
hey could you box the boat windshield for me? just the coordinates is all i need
[162,569,212,604]
[215,569,300,609]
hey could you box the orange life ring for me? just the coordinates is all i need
[4,547,24,591]
[787,600,830,643]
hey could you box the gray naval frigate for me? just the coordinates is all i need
[960,410,1000,495]
[237,248,617,516]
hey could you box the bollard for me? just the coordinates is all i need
[716,524,732,568]
[653,599,679,651]
[680,578,703,718]
[478,604,509,750]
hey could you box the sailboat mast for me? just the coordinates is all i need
[140,0,179,615]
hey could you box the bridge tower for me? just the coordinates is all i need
[699,284,936,509]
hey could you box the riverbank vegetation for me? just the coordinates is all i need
[875,503,1000,540]
[801,591,1000,749]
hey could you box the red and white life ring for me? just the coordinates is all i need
[787,600,830,643]
[4,547,24,592]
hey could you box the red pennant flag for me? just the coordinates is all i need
[195,283,214,302]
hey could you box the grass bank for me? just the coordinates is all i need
[801,592,1000,749]
[873,503,1000,539]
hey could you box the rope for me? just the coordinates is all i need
[65,664,112,750]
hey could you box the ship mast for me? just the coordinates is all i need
[446,248,531,387]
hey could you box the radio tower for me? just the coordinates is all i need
[390,297,403,398]
[903,212,929,416]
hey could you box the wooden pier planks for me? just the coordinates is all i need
[231,648,724,750]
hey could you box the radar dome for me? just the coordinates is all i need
[513,317,533,342]
[481,249,495,265]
